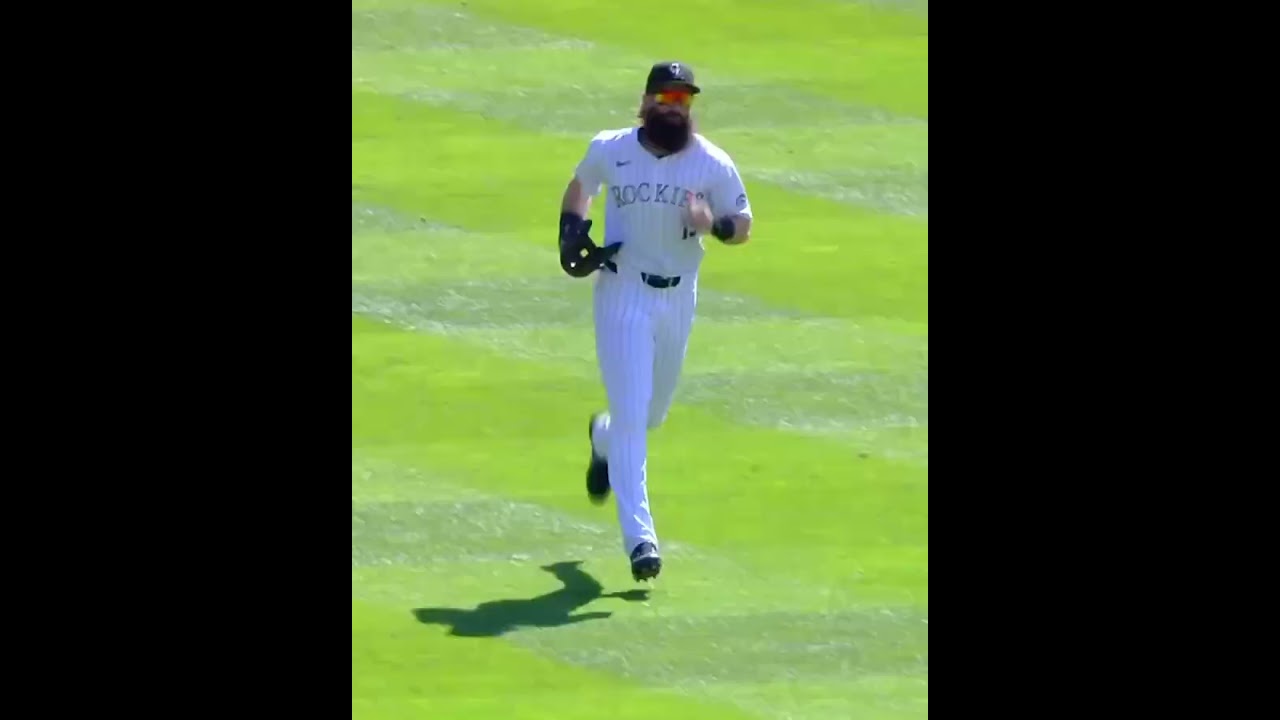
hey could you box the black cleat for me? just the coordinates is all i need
[630,542,662,582]
[586,413,610,505]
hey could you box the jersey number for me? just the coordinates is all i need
[681,225,697,240]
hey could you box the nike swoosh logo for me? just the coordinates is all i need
[615,161,630,167]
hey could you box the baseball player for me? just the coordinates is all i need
[557,61,753,582]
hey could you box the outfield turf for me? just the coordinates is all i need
[352,1,927,717]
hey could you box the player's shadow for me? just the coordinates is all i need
[412,560,650,638]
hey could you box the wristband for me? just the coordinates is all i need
[710,216,735,242]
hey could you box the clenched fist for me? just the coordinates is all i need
[684,195,714,234]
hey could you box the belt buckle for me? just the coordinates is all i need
[641,272,679,289]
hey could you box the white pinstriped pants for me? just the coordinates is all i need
[590,264,698,556]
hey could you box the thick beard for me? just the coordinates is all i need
[642,108,691,153]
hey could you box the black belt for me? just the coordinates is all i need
[604,260,681,288]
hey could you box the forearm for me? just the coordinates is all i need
[560,178,592,254]
[562,177,592,217]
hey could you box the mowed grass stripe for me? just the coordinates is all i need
[352,289,927,462]
[351,6,927,218]
[462,0,927,117]
[352,202,925,460]
[353,599,763,720]
[352,452,926,719]
[352,90,926,323]
[354,0,927,118]
[352,451,919,612]
[353,397,931,717]
[351,200,924,349]
[352,315,927,604]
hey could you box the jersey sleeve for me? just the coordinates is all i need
[708,156,752,219]
[572,132,610,197]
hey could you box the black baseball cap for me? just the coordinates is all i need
[645,61,701,94]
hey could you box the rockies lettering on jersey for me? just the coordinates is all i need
[610,184,704,209]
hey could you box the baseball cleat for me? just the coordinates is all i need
[586,413,610,504]
[630,542,662,582]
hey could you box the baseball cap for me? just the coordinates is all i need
[645,61,701,94]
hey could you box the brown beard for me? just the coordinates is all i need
[642,106,691,153]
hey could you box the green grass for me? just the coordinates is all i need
[352,1,927,718]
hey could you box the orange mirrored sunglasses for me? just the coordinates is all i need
[654,90,695,107]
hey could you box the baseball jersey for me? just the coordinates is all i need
[573,127,752,278]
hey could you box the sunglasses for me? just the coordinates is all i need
[653,90,695,107]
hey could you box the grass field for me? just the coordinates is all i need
[352,1,928,717]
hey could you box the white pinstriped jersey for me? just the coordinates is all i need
[574,127,752,277]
